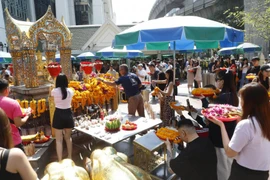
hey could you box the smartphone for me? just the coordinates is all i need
[186,99,191,108]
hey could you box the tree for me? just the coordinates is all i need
[244,0,270,40]
[224,0,270,41]
[210,0,244,30]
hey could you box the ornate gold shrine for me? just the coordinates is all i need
[5,6,73,137]
[5,6,73,87]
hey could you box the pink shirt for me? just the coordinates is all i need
[0,96,23,146]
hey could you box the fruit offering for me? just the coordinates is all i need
[220,67,227,71]
[246,74,256,80]
[122,120,137,130]
[105,118,121,131]
[169,102,186,110]
[191,88,219,97]
[21,131,49,144]
[151,86,160,96]
[156,127,182,144]
[201,104,242,122]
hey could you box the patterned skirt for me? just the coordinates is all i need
[162,96,174,127]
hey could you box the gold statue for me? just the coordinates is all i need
[41,159,90,180]
[87,147,152,180]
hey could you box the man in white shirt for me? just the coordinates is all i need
[136,64,147,82]
[107,65,119,80]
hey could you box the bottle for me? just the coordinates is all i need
[100,110,104,120]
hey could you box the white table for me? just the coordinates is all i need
[74,115,162,145]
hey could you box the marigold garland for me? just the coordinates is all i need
[68,74,116,111]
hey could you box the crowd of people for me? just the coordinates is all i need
[0,53,269,179]
[164,61,270,180]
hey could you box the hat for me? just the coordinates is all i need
[260,64,270,71]
[252,56,260,61]
[138,64,143,67]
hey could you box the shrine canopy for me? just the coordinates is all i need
[96,46,143,58]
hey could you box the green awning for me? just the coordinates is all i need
[184,27,225,41]
[146,42,169,50]
[195,41,219,49]
[115,31,139,46]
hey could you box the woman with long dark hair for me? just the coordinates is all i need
[51,73,74,161]
[252,64,270,91]
[200,70,239,180]
[239,58,250,89]
[208,83,270,180]
[212,60,220,74]
[230,59,237,84]
[156,72,166,121]
[157,69,174,126]
[0,108,37,180]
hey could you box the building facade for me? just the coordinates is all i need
[0,0,115,48]
[0,1,6,51]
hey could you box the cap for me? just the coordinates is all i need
[138,63,143,67]
[260,64,270,71]
[252,56,260,61]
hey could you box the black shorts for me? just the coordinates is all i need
[52,108,74,129]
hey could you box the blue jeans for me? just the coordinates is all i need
[240,73,248,89]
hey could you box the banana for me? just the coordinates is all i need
[21,132,39,142]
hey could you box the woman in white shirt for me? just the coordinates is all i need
[208,82,270,180]
[239,58,250,88]
[187,59,195,93]
[51,74,74,161]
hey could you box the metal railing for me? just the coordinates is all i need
[149,0,219,19]
[174,0,218,16]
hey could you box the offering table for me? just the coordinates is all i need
[74,115,162,146]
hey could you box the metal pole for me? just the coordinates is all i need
[173,41,176,85]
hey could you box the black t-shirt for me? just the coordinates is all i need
[150,70,159,81]
[247,65,260,75]
[115,73,141,98]
[208,62,214,73]
[170,137,217,180]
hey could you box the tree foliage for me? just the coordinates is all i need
[225,0,270,41]
[244,0,270,40]
[210,0,244,30]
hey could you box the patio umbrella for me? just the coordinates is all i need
[218,47,238,55]
[236,42,262,53]
[114,16,244,51]
[76,52,96,60]
[55,54,76,62]
[0,51,12,63]
[113,16,243,83]
[96,46,143,58]
[218,42,262,55]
